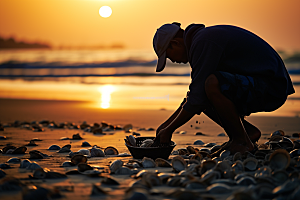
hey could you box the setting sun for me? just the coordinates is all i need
[99,85,116,109]
[99,6,112,18]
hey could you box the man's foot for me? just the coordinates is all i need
[226,140,255,155]
[242,119,261,143]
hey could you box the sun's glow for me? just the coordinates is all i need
[99,85,115,109]
[99,6,112,18]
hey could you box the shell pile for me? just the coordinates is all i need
[1,119,300,200]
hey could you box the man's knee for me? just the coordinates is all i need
[205,74,220,99]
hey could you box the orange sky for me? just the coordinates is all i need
[0,0,300,51]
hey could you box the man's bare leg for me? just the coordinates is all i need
[205,74,255,155]
[203,107,261,142]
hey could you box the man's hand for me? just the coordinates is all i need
[155,127,173,144]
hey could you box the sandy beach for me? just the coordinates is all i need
[1,99,300,200]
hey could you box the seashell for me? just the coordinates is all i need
[91,184,108,195]
[2,145,17,154]
[20,159,31,168]
[29,151,44,159]
[60,137,69,140]
[78,149,91,157]
[199,148,211,154]
[289,149,300,158]
[207,183,232,194]
[140,139,154,147]
[115,166,132,175]
[80,169,101,176]
[236,176,256,186]
[142,172,161,186]
[61,161,75,167]
[289,171,299,179]
[272,170,289,183]
[142,157,156,168]
[254,166,272,178]
[253,183,275,199]
[220,150,231,160]
[193,140,204,145]
[33,168,47,179]
[171,150,179,155]
[101,176,120,185]
[93,128,103,134]
[227,191,254,200]
[201,169,221,184]
[269,135,283,142]
[58,147,71,153]
[271,130,285,137]
[12,146,27,154]
[200,160,217,175]
[186,146,196,154]
[26,140,38,146]
[62,144,71,149]
[104,146,119,155]
[179,131,186,134]
[128,135,136,146]
[109,159,123,173]
[132,132,140,136]
[0,135,6,140]
[166,176,183,187]
[197,150,211,159]
[71,154,87,165]
[232,160,244,174]
[233,152,242,161]
[26,162,42,170]
[155,158,172,167]
[78,163,93,173]
[178,148,188,155]
[204,143,216,147]
[273,179,298,195]
[185,180,206,189]
[72,133,82,140]
[125,189,149,200]
[46,171,67,179]
[90,148,105,157]
[81,141,91,147]
[0,163,10,169]
[7,157,21,163]
[243,157,258,171]
[48,144,61,150]
[269,149,290,170]
[123,124,133,132]
[171,156,187,172]
[190,152,203,161]
[278,137,294,150]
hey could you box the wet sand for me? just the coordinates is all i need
[0,99,300,200]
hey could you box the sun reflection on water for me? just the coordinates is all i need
[98,85,116,109]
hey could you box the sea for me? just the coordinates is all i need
[0,49,299,116]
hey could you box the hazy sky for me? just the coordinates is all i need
[1,0,300,51]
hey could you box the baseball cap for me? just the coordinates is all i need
[153,22,181,72]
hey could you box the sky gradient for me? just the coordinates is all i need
[1,0,300,51]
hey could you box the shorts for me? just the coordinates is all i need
[214,71,287,116]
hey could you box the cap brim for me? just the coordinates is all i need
[156,51,167,72]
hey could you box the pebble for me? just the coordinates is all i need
[81,141,91,147]
[193,140,205,145]
[48,145,61,150]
